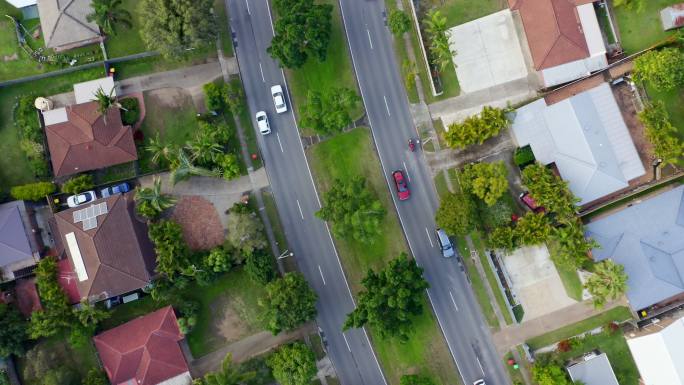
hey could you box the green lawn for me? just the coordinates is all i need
[647,84,684,140]
[613,0,682,53]
[547,240,584,301]
[526,306,633,350]
[307,128,461,385]
[0,67,104,188]
[233,76,263,169]
[104,0,147,58]
[471,231,513,325]
[215,0,234,56]
[285,0,362,135]
[17,333,100,385]
[427,0,505,28]
[262,190,289,255]
[110,45,218,80]
[504,351,526,385]
[550,330,640,385]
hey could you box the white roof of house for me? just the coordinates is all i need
[6,0,37,7]
[511,82,644,205]
[627,317,684,385]
[73,77,116,104]
[447,9,529,93]
[541,4,608,87]
[567,353,620,385]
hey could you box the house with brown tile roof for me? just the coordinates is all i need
[94,306,192,385]
[53,193,155,303]
[43,101,137,177]
[508,0,609,87]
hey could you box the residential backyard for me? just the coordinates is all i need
[307,128,462,385]
[0,67,104,187]
[613,0,683,54]
[103,0,147,58]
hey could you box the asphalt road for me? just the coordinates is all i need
[337,0,511,384]
[226,0,388,383]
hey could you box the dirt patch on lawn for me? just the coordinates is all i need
[170,196,224,251]
[146,87,193,109]
[211,295,252,344]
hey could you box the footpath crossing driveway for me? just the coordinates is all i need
[226,0,388,383]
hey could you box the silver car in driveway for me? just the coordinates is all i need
[256,111,271,135]
[271,85,288,113]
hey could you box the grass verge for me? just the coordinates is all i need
[384,0,419,104]
[0,67,104,187]
[471,231,513,325]
[307,128,461,384]
[233,76,263,169]
[285,0,361,136]
[111,45,217,80]
[526,306,633,350]
[455,235,500,330]
[504,351,526,385]
[215,0,234,56]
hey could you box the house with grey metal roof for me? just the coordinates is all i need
[510,82,645,205]
[567,352,620,385]
[0,201,40,282]
[585,185,684,311]
[37,0,102,52]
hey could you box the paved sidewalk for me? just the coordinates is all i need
[190,324,315,377]
[491,298,629,354]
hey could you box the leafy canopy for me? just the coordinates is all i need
[0,304,27,358]
[445,106,508,149]
[435,192,477,236]
[225,205,268,256]
[460,161,509,206]
[316,177,386,244]
[61,174,94,195]
[633,47,684,91]
[344,254,429,341]
[268,0,333,68]
[87,0,132,35]
[148,220,192,278]
[259,273,318,334]
[301,88,360,135]
[584,259,628,308]
[521,163,578,220]
[267,343,317,385]
[637,101,684,166]
[388,10,411,36]
[400,375,436,385]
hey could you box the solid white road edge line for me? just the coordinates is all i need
[259,63,265,82]
[383,95,390,116]
[367,29,373,49]
[264,0,275,35]
[245,0,251,15]
[425,227,434,248]
[477,356,484,375]
[403,161,411,182]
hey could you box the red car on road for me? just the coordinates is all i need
[392,170,410,201]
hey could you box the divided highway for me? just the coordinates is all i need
[337,0,511,384]
[226,0,388,383]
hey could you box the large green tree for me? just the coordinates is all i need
[444,106,508,149]
[633,47,684,91]
[388,10,411,36]
[584,260,628,308]
[140,0,217,59]
[148,220,192,278]
[134,177,177,219]
[0,304,27,357]
[316,177,386,244]
[267,343,317,385]
[344,254,429,341]
[259,273,318,334]
[197,353,256,385]
[521,163,578,220]
[300,88,360,135]
[637,101,684,166]
[226,207,268,256]
[268,0,333,68]
[87,0,132,35]
[513,212,551,246]
[29,258,73,339]
[460,161,509,206]
[435,192,477,236]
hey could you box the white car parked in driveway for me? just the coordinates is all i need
[256,111,271,135]
[271,85,288,113]
[66,190,97,208]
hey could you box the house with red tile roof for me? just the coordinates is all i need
[42,101,137,177]
[93,306,192,385]
[508,0,609,87]
[53,193,155,303]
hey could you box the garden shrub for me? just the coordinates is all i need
[514,145,535,167]
[61,174,94,194]
[512,304,524,323]
[245,249,277,284]
[119,97,140,126]
[10,182,56,201]
[14,95,50,178]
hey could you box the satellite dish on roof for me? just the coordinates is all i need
[34,97,53,111]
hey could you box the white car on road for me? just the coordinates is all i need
[256,111,271,135]
[271,85,288,113]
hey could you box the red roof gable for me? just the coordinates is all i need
[44,101,137,177]
[93,306,189,385]
[509,0,590,70]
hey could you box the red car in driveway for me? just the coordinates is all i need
[392,170,410,201]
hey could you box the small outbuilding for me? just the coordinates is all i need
[567,352,620,385]
[661,4,684,31]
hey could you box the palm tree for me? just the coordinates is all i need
[186,133,224,165]
[429,35,454,71]
[423,9,447,37]
[93,86,124,124]
[584,260,628,309]
[169,149,221,185]
[198,354,255,385]
[134,177,177,212]
[87,0,132,36]
[146,133,175,165]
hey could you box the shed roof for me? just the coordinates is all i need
[585,185,684,310]
[54,193,155,302]
[567,353,620,385]
[94,306,190,385]
[627,316,684,384]
[73,77,116,105]
[511,82,644,205]
[6,0,37,7]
